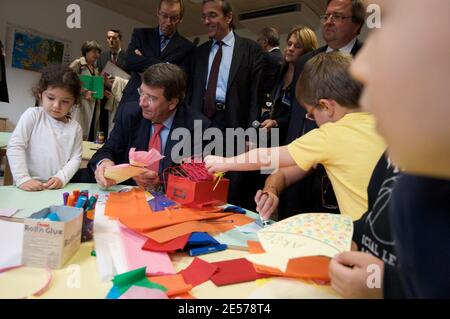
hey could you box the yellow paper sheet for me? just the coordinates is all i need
[104,165,147,184]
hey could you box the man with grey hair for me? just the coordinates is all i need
[257,27,283,101]
[88,63,209,190]
[120,0,195,105]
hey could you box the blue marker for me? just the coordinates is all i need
[188,244,228,257]
[75,196,88,209]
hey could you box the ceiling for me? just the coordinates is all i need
[85,0,328,37]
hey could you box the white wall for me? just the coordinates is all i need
[0,0,148,130]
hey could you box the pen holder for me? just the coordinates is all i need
[81,209,95,242]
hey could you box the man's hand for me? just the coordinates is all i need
[261,119,278,130]
[95,159,117,189]
[43,177,63,190]
[19,179,45,192]
[254,189,279,220]
[329,251,384,299]
[135,49,143,56]
[133,169,160,190]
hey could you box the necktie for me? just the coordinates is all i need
[203,41,223,118]
[160,35,170,52]
[111,52,117,64]
[148,123,164,172]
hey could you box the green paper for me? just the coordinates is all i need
[112,267,167,295]
[80,75,104,99]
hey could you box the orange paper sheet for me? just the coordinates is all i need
[148,274,192,297]
[247,241,330,281]
[105,188,152,219]
[121,206,233,232]
[143,214,255,243]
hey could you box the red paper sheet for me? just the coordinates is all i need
[178,257,219,287]
[210,258,269,286]
[142,233,191,253]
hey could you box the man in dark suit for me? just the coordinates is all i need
[0,40,8,103]
[97,29,128,73]
[120,0,195,105]
[89,63,209,190]
[274,0,366,219]
[96,29,128,138]
[257,27,283,104]
[189,0,263,208]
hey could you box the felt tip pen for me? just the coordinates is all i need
[63,192,69,206]
[75,196,88,209]
[66,195,76,207]
[86,196,97,211]
[73,190,80,202]
[188,244,228,257]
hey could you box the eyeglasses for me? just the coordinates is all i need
[305,112,315,121]
[137,88,156,105]
[158,12,180,23]
[319,13,354,23]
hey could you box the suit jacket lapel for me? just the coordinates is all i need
[160,32,180,59]
[136,119,152,152]
[227,34,244,92]
[199,41,212,90]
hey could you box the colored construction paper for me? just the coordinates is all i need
[0,220,24,269]
[112,267,167,295]
[119,286,169,299]
[213,228,259,251]
[235,221,262,234]
[209,258,269,286]
[187,232,220,247]
[178,257,219,287]
[106,285,122,299]
[148,274,192,297]
[247,241,330,281]
[0,208,19,217]
[129,147,164,168]
[144,214,255,243]
[148,192,176,212]
[120,205,230,232]
[105,188,152,219]
[119,226,176,276]
[249,214,353,272]
[261,213,353,254]
[142,233,191,253]
[104,164,147,184]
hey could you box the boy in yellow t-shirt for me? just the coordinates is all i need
[205,52,385,220]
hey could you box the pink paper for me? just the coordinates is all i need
[119,226,176,276]
[0,208,19,217]
[119,286,169,299]
[129,148,164,167]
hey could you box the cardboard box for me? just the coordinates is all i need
[166,174,229,208]
[22,206,83,269]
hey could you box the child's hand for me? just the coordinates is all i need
[329,251,384,299]
[43,177,63,190]
[204,155,228,174]
[19,179,45,192]
[254,189,279,221]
